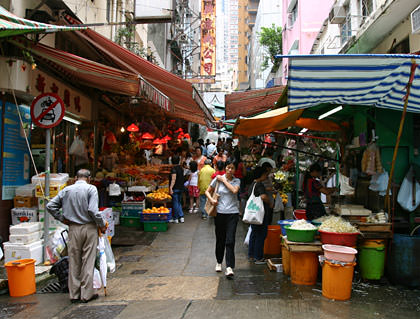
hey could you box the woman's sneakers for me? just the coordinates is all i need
[215,263,222,272]
[179,217,185,223]
[225,267,234,277]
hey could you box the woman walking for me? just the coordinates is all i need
[188,161,200,213]
[206,161,240,278]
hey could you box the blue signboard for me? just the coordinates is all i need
[2,102,31,200]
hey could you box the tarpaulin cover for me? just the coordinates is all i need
[225,86,285,119]
[285,55,420,113]
[0,6,85,38]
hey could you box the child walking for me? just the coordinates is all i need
[188,161,200,213]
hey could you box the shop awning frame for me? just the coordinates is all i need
[63,14,214,125]
[0,6,86,38]
[225,86,285,119]
[233,107,340,137]
[10,37,141,96]
[275,54,420,113]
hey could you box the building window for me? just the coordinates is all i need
[288,1,298,27]
[361,0,374,17]
[340,6,352,45]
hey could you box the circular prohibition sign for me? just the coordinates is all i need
[30,92,66,129]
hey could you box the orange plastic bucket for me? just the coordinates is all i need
[290,251,318,285]
[282,244,291,276]
[322,260,356,301]
[5,259,36,297]
[264,225,282,256]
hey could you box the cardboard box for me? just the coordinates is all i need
[35,183,66,198]
[14,196,37,208]
[11,207,38,225]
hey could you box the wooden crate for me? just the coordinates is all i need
[13,196,37,208]
[357,223,392,232]
[283,237,323,253]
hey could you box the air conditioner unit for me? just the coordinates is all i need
[329,5,346,24]
[411,4,420,34]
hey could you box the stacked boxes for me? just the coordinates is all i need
[12,184,38,225]
[3,222,43,264]
[38,198,68,230]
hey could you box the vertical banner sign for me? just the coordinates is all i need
[200,0,216,76]
[2,103,31,200]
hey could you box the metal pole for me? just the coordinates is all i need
[43,128,51,263]
[295,150,299,209]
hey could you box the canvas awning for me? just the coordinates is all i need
[233,107,340,136]
[0,6,85,38]
[225,86,285,119]
[281,54,420,113]
[63,15,214,125]
[10,38,140,96]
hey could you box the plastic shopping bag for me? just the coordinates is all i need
[242,183,265,225]
[273,192,284,213]
[103,235,116,273]
[244,226,252,246]
[93,268,102,289]
[109,183,121,196]
[397,167,420,212]
[69,136,85,156]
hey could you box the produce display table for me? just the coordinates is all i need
[283,236,323,253]
[146,197,171,208]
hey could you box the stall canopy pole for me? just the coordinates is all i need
[43,128,51,262]
[385,59,418,215]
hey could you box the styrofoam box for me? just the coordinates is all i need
[15,184,36,197]
[9,231,43,245]
[32,173,69,185]
[11,207,38,225]
[3,240,43,264]
[39,210,68,230]
[10,222,42,235]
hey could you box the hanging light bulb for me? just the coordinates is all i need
[120,126,125,133]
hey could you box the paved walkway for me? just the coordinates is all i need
[1,214,419,319]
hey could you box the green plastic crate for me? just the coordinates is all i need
[120,216,142,227]
[143,221,168,232]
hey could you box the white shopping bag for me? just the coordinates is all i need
[242,183,265,225]
[244,226,252,246]
[109,183,121,196]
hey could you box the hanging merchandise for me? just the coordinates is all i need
[362,143,383,175]
[369,171,391,196]
[69,136,88,165]
[327,174,355,196]
[397,167,420,212]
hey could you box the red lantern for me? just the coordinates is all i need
[127,123,139,132]
[141,132,154,139]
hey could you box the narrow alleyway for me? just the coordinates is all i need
[0,215,419,319]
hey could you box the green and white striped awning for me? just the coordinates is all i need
[0,6,85,38]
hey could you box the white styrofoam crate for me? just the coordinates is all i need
[15,184,36,197]
[9,222,42,235]
[11,207,38,225]
[9,231,43,245]
[38,210,68,230]
[3,240,43,265]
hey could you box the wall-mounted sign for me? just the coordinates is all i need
[200,0,216,76]
[31,93,65,129]
[30,70,92,121]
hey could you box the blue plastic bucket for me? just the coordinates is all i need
[277,219,295,236]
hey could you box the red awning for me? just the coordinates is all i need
[10,38,140,96]
[225,86,286,119]
[64,15,213,125]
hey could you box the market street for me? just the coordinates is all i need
[1,214,419,319]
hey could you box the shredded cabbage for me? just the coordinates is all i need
[289,219,317,230]
[319,216,359,233]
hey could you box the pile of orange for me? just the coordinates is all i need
[147,189,171,201]
[143,206,170,214]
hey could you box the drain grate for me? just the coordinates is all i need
[62,305,126,319]
[131,269,147,275]
[233,277,282,296]
[40,282,63,293]
[0,303,35,318]
[118,255,142,263]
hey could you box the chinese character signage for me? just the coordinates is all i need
[200,0,216,76]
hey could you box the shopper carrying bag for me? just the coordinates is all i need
[243,183,265,225]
